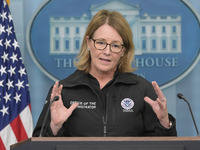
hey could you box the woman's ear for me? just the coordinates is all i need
[86,36,91,51]
[86,36,89,44]
[121,48,126,57]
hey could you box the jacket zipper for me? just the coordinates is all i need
[103,88,111,137]
[84,80,115,137]
[87,85,107,136]
[102,95,108,137]
[102,86,112,137]
[103,117,106,137]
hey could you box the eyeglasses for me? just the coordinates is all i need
[91,38,124,53]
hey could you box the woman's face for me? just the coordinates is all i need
[87,24,125,75]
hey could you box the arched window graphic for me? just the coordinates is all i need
[74,37,81,51]
[75,27,80,34]
[64,37,70,51]
[172,26,177,34]
[152,26,156,34]
[55,27,59,35]
[75,40,79,50]
[141,26,146,34]
[65,27,69,34]
[162,26,166,34]
[141,37,147,51]
[53,37,60,51]
[151,37,157,51]
[171,37,178,51]
[161,37,167,50]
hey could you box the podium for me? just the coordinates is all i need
[11,137,200,150]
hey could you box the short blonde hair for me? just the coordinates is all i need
[74,9,135,73]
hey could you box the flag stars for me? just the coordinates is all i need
[6,79,14,90]
[1,51,9,63]
[0,65,7,76]
[12,39,19,50]
[6,25,12,36]
[0,24,5,35]
[0,11,7,22]
[3,0,7,8]
[10,52,18,63]
[15,79,24,90]
[4,38,11,49]
[8,66,16,76]
[0,80,4,87]
[0,0,33,143]
[8,13,13,22]
[18,66,26,77]
[14,93,21,104]
[0,105,9,116]
[0,39,3,46]
[3,92,11,103]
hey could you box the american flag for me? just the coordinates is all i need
[0,0,33,149]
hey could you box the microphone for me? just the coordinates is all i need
[177,93,199,136]
[39,96,59,137]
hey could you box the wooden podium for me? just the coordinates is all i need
[11,137,200,150]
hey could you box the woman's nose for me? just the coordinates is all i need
[103,44,111,55]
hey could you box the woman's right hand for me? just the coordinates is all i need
[50,81,79,135]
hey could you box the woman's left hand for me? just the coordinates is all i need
[144,81,170,128]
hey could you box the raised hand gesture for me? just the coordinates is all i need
[50,81,79,135]
[144,81,170,128]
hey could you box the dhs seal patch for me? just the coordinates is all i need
[121,98,134,112]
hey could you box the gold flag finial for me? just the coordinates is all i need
[6,0,10,5]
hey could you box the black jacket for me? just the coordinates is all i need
[33,70,177,137]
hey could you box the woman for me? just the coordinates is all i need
[33,9,177,137]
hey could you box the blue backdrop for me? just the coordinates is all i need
[9,0,200,136]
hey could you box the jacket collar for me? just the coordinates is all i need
[115,72,138,84]
[60,70,89,87]
[60,70,137,87]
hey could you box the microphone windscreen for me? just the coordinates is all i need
[52,96,59,102]
[177,93,183,99]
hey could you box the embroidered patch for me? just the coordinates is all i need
[70,101,96,109]
[121,98,134,112]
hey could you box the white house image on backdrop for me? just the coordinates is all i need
[49,0,181,55]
